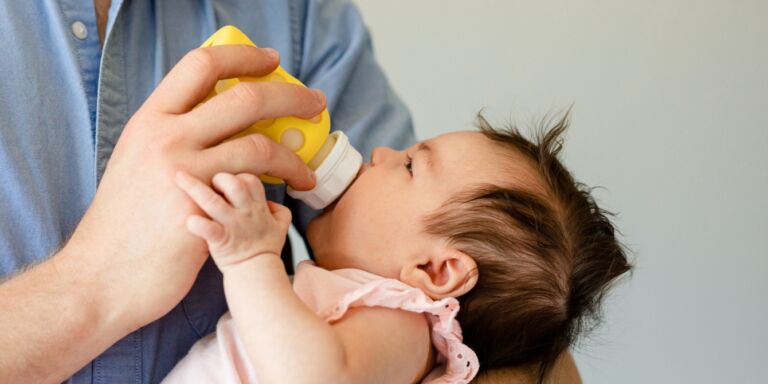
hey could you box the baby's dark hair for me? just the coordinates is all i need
[421,110,632,382]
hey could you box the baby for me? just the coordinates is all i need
[163,112,631,384]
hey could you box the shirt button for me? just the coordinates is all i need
[71,21,88,40]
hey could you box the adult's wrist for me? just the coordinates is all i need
[0,245,134,382]
[54,241,137,339]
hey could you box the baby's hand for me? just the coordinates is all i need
[174,171,291,272]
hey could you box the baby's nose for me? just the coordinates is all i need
[370,146,395,165]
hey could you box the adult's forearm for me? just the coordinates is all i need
[0,248,129,383]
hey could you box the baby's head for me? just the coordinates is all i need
[306,111,631,380]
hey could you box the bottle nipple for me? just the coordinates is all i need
[287,130,362,209]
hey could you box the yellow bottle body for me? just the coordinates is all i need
[199,25,331,184]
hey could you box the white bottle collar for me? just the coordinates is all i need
[286,131,362,210]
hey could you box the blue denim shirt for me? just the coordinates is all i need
[0,0,415,382]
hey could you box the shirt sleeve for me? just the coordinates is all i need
[285,0,417,237]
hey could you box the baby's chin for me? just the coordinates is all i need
[306,195,341,244]
[306,210,347,269]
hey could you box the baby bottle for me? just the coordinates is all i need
[200,26,362,209]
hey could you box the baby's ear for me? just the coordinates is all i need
[400,246,478,299]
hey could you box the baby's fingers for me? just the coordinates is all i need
[212,172,251,208]
[186,214,226,245]
[267,201,292,230]
[175,171,231,222]
[235,173,266,202]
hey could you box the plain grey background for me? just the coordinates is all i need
[292,1,768,382]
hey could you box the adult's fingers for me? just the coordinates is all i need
[183,81,326,147]
[146,45,280,114]
[197,134,316,191]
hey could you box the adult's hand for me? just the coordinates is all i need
[70,44,323,329]
[0,44,323,383]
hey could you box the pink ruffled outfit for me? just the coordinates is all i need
[163,260,479,383]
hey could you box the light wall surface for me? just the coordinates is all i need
[349,1,768,383]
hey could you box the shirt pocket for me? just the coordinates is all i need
[181,257,228,338]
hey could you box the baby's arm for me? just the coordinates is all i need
[175,171,430,383]
[225,259,431,383]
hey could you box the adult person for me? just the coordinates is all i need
[0,0,412,382]
[0,0,579,382]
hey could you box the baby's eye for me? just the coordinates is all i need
[404,155,413,175]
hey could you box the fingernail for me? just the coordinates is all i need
[310,172,317,185]
[311,89,326,105]
[309,114,322,123]
[264,48,279,61]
